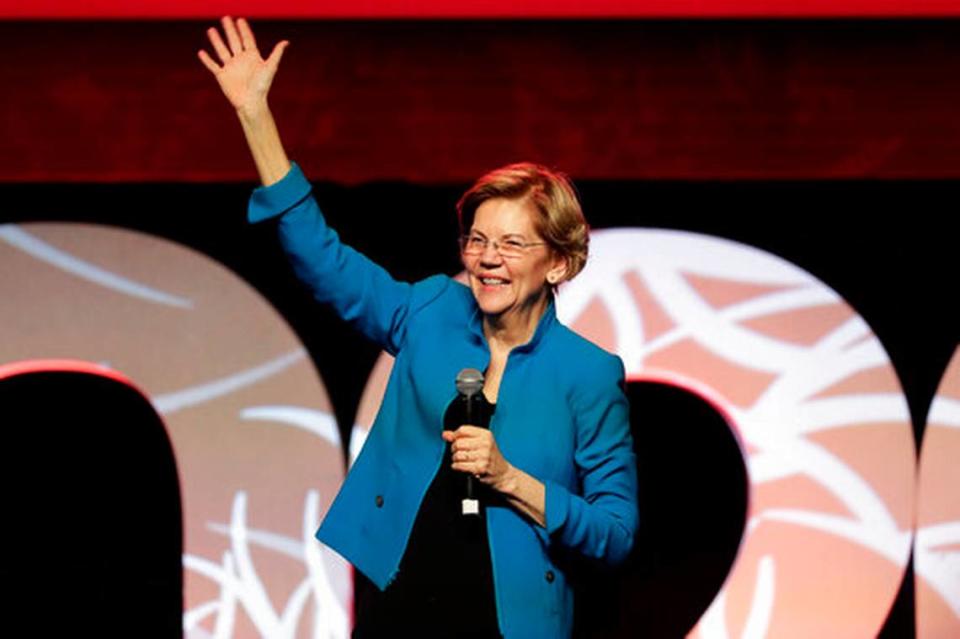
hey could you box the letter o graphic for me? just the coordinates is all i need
[0,223,351,638]
[915,347,960,638]
[356,228,915,638]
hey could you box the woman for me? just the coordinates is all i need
[199,17,638,639]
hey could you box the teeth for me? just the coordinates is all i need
[481,277,507,285]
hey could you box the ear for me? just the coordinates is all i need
[546,254,569,286]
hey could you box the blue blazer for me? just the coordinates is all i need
[249,164,639,638]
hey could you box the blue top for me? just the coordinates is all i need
[249,163,639,639]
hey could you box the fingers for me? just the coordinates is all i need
[197,49,221,74]
[237,17,259,52]
[453,448,486,462]
[222,15,244,55]
[451,453,489,475]
[451,425,486,437]
[207,26,232,64]
[444,426,487,448]
[265,40,289,73]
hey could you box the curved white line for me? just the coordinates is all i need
[240,405,340,446]
[213,551,237,639]
[742,556,775,639]
[0,225,193,308]
[792,394,911,434]
[695,587,729,639]
[228,492,279,634]
[206,522,304,562]
[153,349,307,414]
[747,436,903,532]
[349,423,369,465]
[916,521,960,549]
[751,324,891,415]
[757,508,912,564]
[183,554,232,584]
[278,578,314,636]
[915,522,960,617]
[183,600,220,631]
[303,490,350,638]
[929,396,960,429]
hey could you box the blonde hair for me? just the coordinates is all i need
[456,162,589,283]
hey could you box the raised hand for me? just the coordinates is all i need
[197,16,291,185]
[198,16,288,117]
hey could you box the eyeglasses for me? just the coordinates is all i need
[460,233,547,259]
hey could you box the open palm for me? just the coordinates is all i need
[198,17,288,112]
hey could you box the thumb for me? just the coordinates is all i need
[441,431,455,443]
[265,40,289,72]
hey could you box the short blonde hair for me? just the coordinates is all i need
[456,162,589,283]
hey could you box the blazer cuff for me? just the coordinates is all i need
[544,479,570,536]
[247,162,312,223]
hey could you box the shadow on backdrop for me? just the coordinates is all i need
[0,367,182,637]
[574,381,748,638]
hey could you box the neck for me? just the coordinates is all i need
[482,289,551,350]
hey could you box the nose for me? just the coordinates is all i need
[479,239,503,264]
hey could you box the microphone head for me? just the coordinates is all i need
[455,368,485,397]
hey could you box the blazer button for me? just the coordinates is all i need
[375,495,384,508]
[545,570,555,583]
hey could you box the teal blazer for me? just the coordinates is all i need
[249,164,639,638]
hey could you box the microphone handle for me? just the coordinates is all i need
[465,391,476,500]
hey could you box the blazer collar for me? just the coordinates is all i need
[467,295,557,354]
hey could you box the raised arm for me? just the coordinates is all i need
[198,16,291,186]
[198,18,449,355]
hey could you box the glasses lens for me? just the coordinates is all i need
[497,239,527,258]
[461,235,483,254]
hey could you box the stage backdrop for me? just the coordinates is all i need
[0,220,916,637]
[5,21,960,183]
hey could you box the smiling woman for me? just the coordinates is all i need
[199,16,638,639]
[463,197,568,337]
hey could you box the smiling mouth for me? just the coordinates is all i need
[480,277,510,286]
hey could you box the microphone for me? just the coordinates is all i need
[455,368,484,517]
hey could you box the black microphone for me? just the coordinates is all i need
[455,368,484,516]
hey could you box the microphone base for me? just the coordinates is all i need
[461,498,479,516]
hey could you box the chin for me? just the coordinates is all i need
[474,296,511,317]
[470,287,512,317]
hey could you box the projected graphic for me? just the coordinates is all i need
[566,230,914,638]
[0,223,350,638]
[3,221,944,637]
[915,347,960,639]
[357,229,916,638]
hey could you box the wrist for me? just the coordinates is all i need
[236,100,271,125]
[494,464,520,494]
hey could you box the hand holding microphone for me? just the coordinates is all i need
[445,368,514,515]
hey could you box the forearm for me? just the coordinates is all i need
[496,465,546,528]
[237,103,291,186]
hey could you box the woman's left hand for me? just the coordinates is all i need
[442,426,513,490]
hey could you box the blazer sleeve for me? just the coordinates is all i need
[542,354,639,566]
[248,162,444,356]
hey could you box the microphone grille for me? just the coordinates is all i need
[455,368,485,396]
